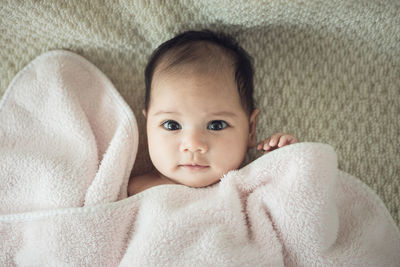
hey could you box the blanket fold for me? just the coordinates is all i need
[0,51,399,266]
[0,50,138,213]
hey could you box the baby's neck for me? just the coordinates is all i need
[128,171,176,196]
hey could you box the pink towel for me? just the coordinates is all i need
[1,50,399,266]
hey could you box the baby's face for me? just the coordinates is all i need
[145,65,256,187]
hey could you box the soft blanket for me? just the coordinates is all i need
[2,0,400,227]
[0,51,399,266]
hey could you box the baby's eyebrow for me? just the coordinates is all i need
[151,110,237,117]
[209,111,237,117]
[152,110,180,116]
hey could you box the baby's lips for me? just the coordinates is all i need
[179,162,209,167]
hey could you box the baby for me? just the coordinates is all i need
[128,30,297,195]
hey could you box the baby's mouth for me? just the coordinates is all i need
[179,163,209,171]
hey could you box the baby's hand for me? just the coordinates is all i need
[257,133,298,154]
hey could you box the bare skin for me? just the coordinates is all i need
[257,133,298,154]
[129,133,297,195]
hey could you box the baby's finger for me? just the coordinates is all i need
[284,135,298,145]
[277,135,289,147]
[269,133,283,147]
[257,140,266,150]
[256,141,262,150]
[287,135,298,144]
[262,138,272,151]
[263,140,272,151]
[278,135,298,147]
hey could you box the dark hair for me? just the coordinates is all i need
[144,29,255,115]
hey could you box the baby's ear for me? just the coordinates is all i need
[247,108,259,149]
[142,109,147,118]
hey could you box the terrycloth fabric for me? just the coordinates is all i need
[0,51,399,266]
[1,1,399,227]
[0,50,138,213]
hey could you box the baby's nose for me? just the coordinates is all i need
[179,130,208,153]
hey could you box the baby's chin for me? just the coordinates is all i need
[163,173,223,188]
[184,179,221,188]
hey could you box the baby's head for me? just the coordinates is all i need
[144,29,259,187]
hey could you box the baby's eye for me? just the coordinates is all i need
[207,120,228,131]
[162,120,181,131]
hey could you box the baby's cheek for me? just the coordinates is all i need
[214,137,247,172]
[148,135,173,168]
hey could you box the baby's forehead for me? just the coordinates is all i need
[154,41,236,76]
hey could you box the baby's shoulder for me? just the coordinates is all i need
[128,172,156,196]
[128,171,172,196]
